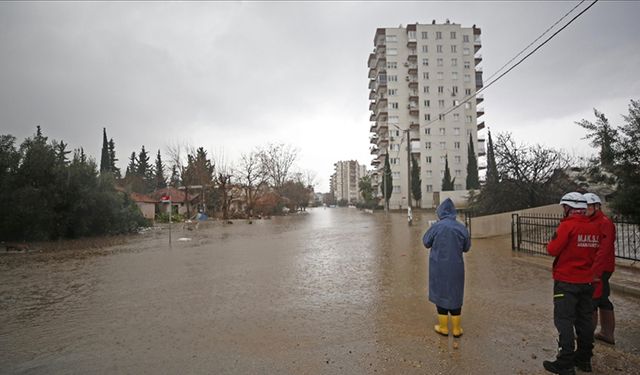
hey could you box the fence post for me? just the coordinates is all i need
[511,213,518,251]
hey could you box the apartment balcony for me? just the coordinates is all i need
[478,138,486,156]
[409,107,419,116]
[369,90,376,100]
[378,121,388,131]
[407,39,417,49]
[371,158,381,166]
[369,79,376,90]
[370,113,376,122]
[407,75,418,88]
[368,53,377,69]
[378,136,389,147]
[475,54,482,65]
[410,140,422,154]
[370,146,379,155]
[375,28,386,46]
[473,26,482,35]
[475,71,484,89]
[476,94,484,104]
[477,121,485,131]
[409,121,420,130]
[409,92,419,102]
[369,123,377,133]
[368,67,376,79]
[407,49,417,62]
[369,101,376,111]
[407,63,418,75]
[477,107,485,117]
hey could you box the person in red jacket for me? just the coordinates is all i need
[584,192,616,345]
[543,192,600,375]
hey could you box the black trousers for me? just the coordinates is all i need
[436,306,461,316]
[553,281,594,365]
[593,271,614,311]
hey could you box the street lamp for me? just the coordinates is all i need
[392,124,413,225]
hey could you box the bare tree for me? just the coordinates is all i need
[258,143,298,189]
[234,150,267,216]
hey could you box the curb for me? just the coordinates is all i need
[511,255,640,299]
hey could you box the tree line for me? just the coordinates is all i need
[0,127,318,242]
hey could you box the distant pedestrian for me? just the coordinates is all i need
[543,192,600,375]
[422,198,471,338]
[584,192,616,345]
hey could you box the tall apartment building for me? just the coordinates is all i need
[368,21,485,209]
[331,160,368,204]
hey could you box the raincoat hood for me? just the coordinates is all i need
[436,198,457,220]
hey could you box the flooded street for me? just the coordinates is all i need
[1,208,639,374]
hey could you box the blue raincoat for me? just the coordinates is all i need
[422,198,471,310]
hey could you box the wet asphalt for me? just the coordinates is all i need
[1,207,639,374]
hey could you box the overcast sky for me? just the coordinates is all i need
[1,1,639,192]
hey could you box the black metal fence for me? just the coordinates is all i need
[511,213,640,262]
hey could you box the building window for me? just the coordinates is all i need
[439,128,446,135]
[425,156,432,163]
[424,99,430,107]
[464,74,471,82]
[465,115,473,123]
[436,31,442,40]
[437,72,443,80]
[408,31,416,40]
[451,45,457,53]
[389,75,398,82]
[453,113,460,122]
[454,183,463,190]
[388,88,397,96]
[437,58,443,67]
[421,31,428,39]
[388,48,398,56]
[452,72,458,81]
[389,115,399,124]
[422,45,428,53]
[425,142,431,149]
[387,61,397,69]
[424,128,431,135]
[440,142,446,150]
[465,88,472,95]
[450,31,457,39]
[465,102,472,109]
[391,158,399,165]
[423,86,429,93]
[437,86,444,94]
[426,170,432,177]
[392,171,401,179]
[424,114,431,121]
[423,72,429,80]
[386,35,397,43]
[422,58,429,66]
[463,35,470,43]
[440,170,445,177]
[393,185,401,192]
[437,45,443,53]
[454,127,460,135]
[440,156,447,164]
[391,129,400,137]
[390,102,399,109]
[438,99,445,108]
[452,86,459,95]
[463,48,470,56]
[454,155,461,164]
[455,170,462,177]
[464,61,471,69]
[451,58,458,67]
[454,141,461,149]
[439,114,445,120]
[426,185,433,192]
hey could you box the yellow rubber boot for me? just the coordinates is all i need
[451,315,463,337]
[434,314,449,336]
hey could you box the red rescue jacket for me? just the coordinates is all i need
[547,213,600,284]
[590,210,616,275]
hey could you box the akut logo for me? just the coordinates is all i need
[577,234,600,248]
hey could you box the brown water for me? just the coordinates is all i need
[1,208,639,374]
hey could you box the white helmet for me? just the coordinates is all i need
[583,192,602,205]
[559,192,587,209]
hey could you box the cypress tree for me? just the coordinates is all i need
[154,150,167,189]
[442,154,455,191]
[486,130,499,185]
[383,154,393,207]
[466,133,480,189]
[100,128,109,173]
[411,155,422,204]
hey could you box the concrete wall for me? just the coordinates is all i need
[437,190,476,209]
[469,204,563,238]
[135,202,156,221]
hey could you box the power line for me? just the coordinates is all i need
[421,0,599,129]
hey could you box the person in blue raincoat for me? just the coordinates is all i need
[422,198,471,337]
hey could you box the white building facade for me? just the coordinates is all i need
[331,160,369,204]
[368,21,485,209]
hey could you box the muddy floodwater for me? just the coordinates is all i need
[1,208,639,374]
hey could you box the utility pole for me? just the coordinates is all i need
[405,129,413,225]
